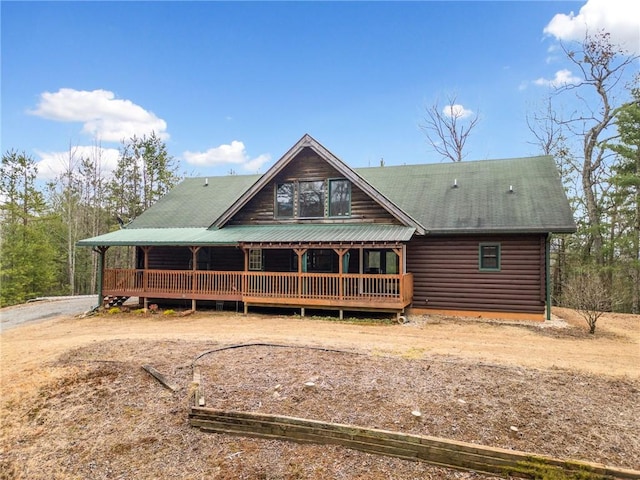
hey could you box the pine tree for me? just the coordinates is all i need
[0,151,58,306]
[608,78,640,312]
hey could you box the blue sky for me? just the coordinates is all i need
[2,1,638,180]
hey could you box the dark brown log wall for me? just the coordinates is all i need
[210,247,245,271]
[146,247,244,271]
[264,249,294,272]
[407,235,546,314]
[229,147,399,225]
[147,247,191,270]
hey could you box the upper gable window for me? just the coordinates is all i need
[299,180,326,218]
[329,179,351,217]
[275,179,351,219]
[276,182,294,217]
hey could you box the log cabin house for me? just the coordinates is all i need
[78,134,576,321]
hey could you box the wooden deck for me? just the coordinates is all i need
[103,269,413,312]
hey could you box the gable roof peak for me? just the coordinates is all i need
[287,133,332,158]
[211,135,426,233]
[300,133,315,145]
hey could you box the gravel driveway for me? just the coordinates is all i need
[0,295,99,331]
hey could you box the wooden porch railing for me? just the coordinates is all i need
[103,269,413,309]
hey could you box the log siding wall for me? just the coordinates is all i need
[147,247,191,270]
[229,148,399,225]
[147,247,244,271]
[407,234,546,314]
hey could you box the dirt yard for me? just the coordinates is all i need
[1,307,638,479]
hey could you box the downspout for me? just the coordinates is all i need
[546,233,551,321]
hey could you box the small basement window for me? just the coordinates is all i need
[479,243,500,271]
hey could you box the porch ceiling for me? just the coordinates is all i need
[77,224,415,247]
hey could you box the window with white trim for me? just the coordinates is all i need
[248,249,263,271]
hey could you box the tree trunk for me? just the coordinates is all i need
[582,131,605,265]
[634,152,640,314]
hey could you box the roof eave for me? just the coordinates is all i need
[422,226,577,235]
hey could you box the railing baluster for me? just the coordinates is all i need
[102,269,413,308]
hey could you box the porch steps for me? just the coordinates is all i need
[104,295,130,308]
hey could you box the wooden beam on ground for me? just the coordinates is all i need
[192,366,205,407]
[142,365,179,392]
[189,408,640,479]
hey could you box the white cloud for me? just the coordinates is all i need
[544,0,640,54]
[442,104,474,119]
[243,154,271,172]
[34,146,120,181]
[183,141,271,172]
[533,69,582,88]
[29,88,168,143]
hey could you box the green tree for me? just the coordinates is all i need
[109,132,179,224]
[47,143,113,295]
[607,77,640,312]
[107,133,180,268]
[0,151,58,306]
[76,147,112,293]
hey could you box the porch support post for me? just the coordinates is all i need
[94,246,109,309]
[393,246,404,301]
[141,246,151,310]
[334,248,349,296]
[294,248,307,317]
[334,248,349,321]
[358,247,364,294]
[293,247,307,297]
[243,248,249,315]
[189,246,201,312]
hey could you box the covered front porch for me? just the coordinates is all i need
[102,268,413,316]
[83,224,415,318]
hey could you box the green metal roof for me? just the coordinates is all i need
[77,224,416,247]
[356,156,576,234]
[124,156,574,234]
[79,147,576,247]
[126,175,261,228]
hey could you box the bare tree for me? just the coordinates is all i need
[420,94,479,162]
[46,144,81,295]
[554,31,638,265]
[561,268,613,334]
[527,98,564,156]
[527,99,578,303]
